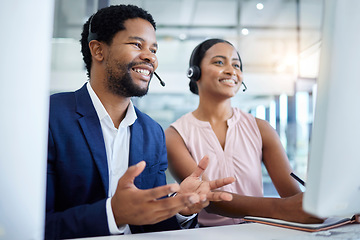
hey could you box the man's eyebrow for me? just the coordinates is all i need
[128,36,158,48]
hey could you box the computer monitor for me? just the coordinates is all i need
[0,1,53,240]
[303,0,360,218]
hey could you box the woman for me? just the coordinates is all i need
[165,38,322,227]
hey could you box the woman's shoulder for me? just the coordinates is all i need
[232,107,257,123]
[232,107,263,139]
[171,112,193,126]
[171,111,209,129]
[232,107,273,132]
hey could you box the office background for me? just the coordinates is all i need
[51,0,323,196]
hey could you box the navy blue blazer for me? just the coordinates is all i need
[45,84,181,239]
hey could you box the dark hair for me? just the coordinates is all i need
[80,5,156,78]
[188,38,242,95]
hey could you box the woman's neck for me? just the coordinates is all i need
[193,97,233,150]
[193,98,233,123]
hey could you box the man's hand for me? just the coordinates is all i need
[111,161,200,226]
[178,156,236,215]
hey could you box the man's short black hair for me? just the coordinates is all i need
[80,4,156,78]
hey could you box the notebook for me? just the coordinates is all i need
[244,215,359,232]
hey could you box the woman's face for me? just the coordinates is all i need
[197,42,243,99]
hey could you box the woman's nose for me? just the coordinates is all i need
[224,64,236,75]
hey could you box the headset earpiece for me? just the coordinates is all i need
[187,65,201,82]
[87,14,98,43]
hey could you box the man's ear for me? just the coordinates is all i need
[88,40,104,62]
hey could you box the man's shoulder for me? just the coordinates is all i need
[49,84,88,109]
[48,88,87,122]
[49,91,78,115]
[50,91,74,102]
[134,107,156,123]
[133,107,163,131]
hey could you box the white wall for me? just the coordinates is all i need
[0,1,54,239]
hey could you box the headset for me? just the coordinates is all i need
[87,14,98,43]
[87,14,165,87]
[187,41,247,92]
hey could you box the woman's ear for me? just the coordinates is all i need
[88,40,104,62]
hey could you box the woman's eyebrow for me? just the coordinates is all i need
[212,55,226,59]
[212,55,240,61]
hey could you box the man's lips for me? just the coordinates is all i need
[130,62,154,77]
[132,67,151,76]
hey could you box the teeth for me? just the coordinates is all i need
[134,68,150,76]
[220,79,236,84]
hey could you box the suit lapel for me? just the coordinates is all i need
[75,84,109,193]
[129,116,143,187]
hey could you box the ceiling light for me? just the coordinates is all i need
[241,28,249,35]
[256,3,264,10]
[178,33,187,40]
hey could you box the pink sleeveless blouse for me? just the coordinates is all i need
[171,108,263,226]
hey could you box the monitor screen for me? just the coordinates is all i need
[0,2,53,239]
[303,0,360,218]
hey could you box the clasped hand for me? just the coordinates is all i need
[111,156,235,226]
[177,155,235,216]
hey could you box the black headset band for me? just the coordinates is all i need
[87,14,98,42]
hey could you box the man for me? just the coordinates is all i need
[46,4,234,239]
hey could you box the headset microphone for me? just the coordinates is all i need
[154,72,165,87]
[242,82,247,92]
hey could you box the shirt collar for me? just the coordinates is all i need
[120,101,137,128]
[86,82,137,128]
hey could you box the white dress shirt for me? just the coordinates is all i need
[86,82,196,235]
[87,83,134,234]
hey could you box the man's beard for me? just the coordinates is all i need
[106,61,151,98]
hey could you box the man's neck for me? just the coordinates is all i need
[103,97,130,129]
[89,81,131,128]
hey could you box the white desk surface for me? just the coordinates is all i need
[77,222,360,240]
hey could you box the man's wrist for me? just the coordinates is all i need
[106,197,127,234]
[169,192,177,197]
[176,212,198,229]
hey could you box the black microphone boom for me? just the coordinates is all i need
[242,82,247,92]
[154,72,165,87]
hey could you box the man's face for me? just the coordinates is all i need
[104,18,158,97]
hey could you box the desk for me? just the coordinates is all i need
[77,223,360,240]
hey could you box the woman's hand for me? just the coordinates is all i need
[177,156,235,215]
